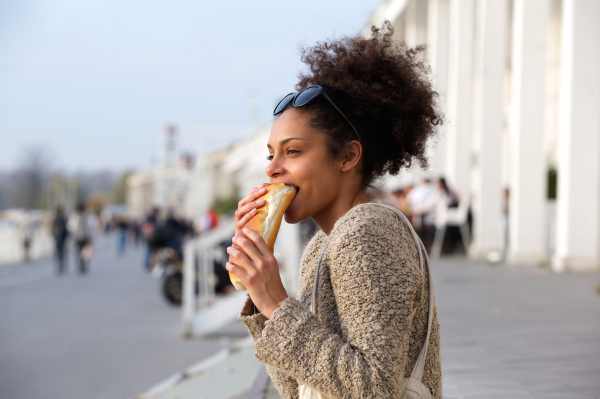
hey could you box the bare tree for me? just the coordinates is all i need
[10,145,54,209]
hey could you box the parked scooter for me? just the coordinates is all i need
[151,247,184,305]
[146,226,235,305]
[144,221,188,306]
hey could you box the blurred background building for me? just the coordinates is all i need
[127,124,194,219]
[138,0,599,274]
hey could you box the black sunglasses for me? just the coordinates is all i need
[273,85,360,142]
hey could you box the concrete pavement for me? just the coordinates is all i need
[435,257,600,399]
[264,257,600,399]
[1,235,599,399]
[0,234,246,399]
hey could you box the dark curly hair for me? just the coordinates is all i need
[279,21,443,188]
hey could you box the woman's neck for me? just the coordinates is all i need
[312,188,370,235]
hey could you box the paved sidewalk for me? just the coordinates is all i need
[2,239,598,399]
[434,258,600,399]
[263,257,600,399]
[0,234,246,399]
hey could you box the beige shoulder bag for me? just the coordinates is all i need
[298,203,434,399]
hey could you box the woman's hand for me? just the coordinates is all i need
[235,184,269,236]
[226,228,288,319]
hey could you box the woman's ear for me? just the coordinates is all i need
[340,141,362,172]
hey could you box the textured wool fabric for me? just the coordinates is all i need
[239,203,442,399]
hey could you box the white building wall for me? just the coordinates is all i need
[404,0,428,45]
[127,171,155,219]
[427,0,450,179]
[470,0,509,258]
[445,0,475,200]
[553,0,600,272]
[508,0,550,266]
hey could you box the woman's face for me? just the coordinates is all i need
[266,108,342,224]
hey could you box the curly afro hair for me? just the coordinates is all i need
[281,21,443,188]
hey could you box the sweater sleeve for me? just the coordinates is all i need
[238,231,326,341]
[238,295,268,341]
[253,213,422,398]
[238,296,300,399]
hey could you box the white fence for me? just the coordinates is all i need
[0,227,54,265]
[182,218,236,337]
[181,218,303,338]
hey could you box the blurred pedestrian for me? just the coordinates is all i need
[406,179,437,217]
[142,207,160,271]
[384,189,403,207]
[130,219,142,246]
[406,179,437,244]
[431,177,463,254]
[19,209,35,262]
[69,203,94,274]
[164,210,184,257]
[436,177,459,208]
[397,185,413,216]
[52,205,69,274]
[116,216,128,255]
[199,208,219,234]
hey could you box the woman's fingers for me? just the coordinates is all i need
[240,228,271,258]
[237,185,268,209]
[230,235,263,266]
[225,261,247,280]
[228,247,247,267]
[236,207,257,228]
[235,200,264,225]
[236,197,265,218]
[234,185,268,235]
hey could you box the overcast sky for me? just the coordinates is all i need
[0,0,381,172]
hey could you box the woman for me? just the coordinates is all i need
[437,177,460,208]
[69,203,94,274]
[226,23,443,398]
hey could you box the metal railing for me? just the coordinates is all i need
[181,217,304,338]
[182,218,235,337]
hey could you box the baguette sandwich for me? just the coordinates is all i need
[229,182,298,291]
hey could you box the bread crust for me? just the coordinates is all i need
[229,183,298,291]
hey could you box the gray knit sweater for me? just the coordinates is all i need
[239,203,442,398]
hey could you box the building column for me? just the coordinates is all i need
[470,0,509,259]
[508,0,550,265]
[553,0,600,272]
[427,0,450,178]
[405,0,429,45]
[445,0,475,200]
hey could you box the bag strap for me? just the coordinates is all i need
[310,203,433,383]
[310,244,328,314]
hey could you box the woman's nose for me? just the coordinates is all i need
[266,155,284,178]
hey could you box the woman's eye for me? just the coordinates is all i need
[266,150,298,161]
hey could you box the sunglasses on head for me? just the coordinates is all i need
[273,85,361,142]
